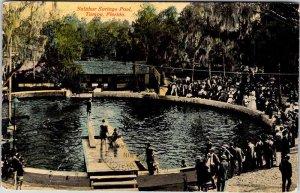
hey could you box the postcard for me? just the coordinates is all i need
[1,1,298,192]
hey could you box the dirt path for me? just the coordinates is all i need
[225,151,298,192]
[1,179,90,190]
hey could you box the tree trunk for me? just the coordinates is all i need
[208,61,212,80]
[8,37,12,121]
[223,52,225,77]
[33,54,36,80]
[192,61,195,82]
[278,63,282,106]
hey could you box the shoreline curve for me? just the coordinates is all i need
[10,90,274,187]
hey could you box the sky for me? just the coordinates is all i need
[4,1,190,23]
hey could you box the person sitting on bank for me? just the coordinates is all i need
[153,158,160,174]
[181,159,187,168]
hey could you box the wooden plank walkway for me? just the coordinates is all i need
[82,119,139,174]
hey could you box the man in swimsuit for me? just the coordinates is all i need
[99,119,108,162]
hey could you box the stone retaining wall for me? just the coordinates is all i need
[93,91,158,99]
[12,90,71,98]
[160,96,273,127]
[23,168,90,187]
[93,91,272,127]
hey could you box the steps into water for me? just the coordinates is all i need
[90,172,138,189]
[92,188,139,191]
[91,180,137,186]
[90,174,137,180]
[91,180,137,189]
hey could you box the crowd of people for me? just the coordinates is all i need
[1,69,297,191]
[166,72,298,192]
[167,73,298,113]
[194,134,294,192]
[1,152,25,190]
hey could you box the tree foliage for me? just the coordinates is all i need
[251,3,299,73]
[132,4,160,63]
[2,2,48,85]
[41,14,84,87]
[4,2,299,89]
[82,18,131,60]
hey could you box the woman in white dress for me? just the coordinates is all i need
[248,91,257,110]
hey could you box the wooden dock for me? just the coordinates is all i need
[82,118,139,189]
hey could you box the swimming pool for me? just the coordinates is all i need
[2,98,270,171]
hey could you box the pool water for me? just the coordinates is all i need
[2,98,270,171]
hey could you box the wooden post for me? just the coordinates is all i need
[278,63,282,106]
[223,51,225,77]
[8,37,12,122]
[192,63,195,82]
[208,62,212,80]
[87,118,96,148]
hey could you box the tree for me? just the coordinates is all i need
[181,2,261,78]
[132,4,160,64]
[114,20,132,61]
[157,6,180,66]
[41,14,84,88]
[82,18,131,61]
[251,3,299,73]
[3,2,48,120]
[204,3,260,73]
[82,17,102,59]
[2,2,47,86]
[178,4,212,81]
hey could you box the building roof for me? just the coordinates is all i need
[76,61,150,75]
